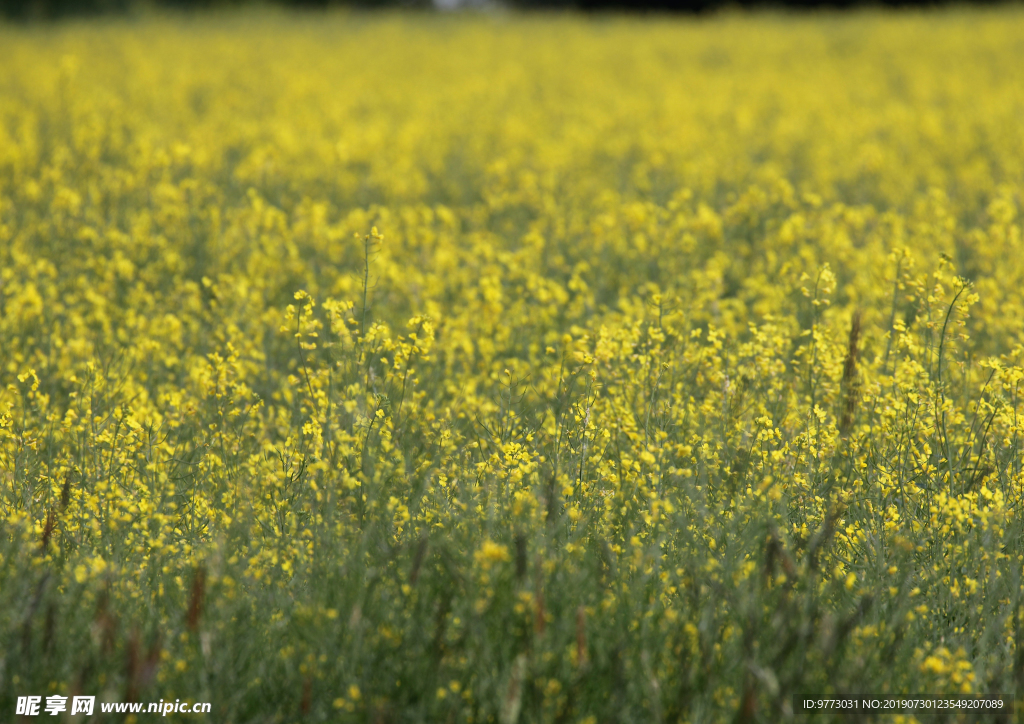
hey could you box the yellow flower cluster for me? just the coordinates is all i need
[2,7,1024,721]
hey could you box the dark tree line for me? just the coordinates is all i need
[0,0,1005,21]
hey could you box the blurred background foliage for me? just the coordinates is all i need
[0,0,1013,21]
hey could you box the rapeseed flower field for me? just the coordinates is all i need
[2,8,1024,722]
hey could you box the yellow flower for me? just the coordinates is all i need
[474,540,511,571]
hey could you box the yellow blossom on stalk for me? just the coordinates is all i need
[474,540,511,571]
